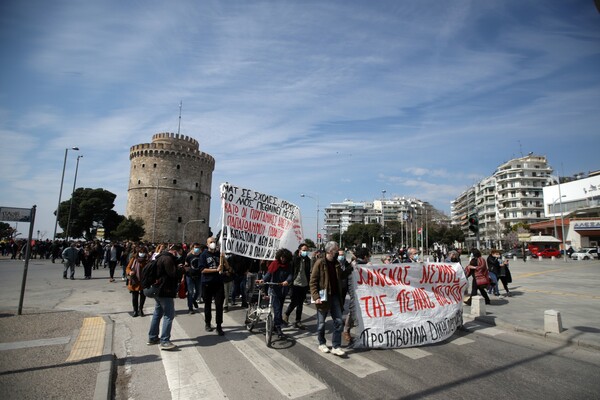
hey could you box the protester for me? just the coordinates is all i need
[260,248,293,338]
[464,249,491,306]
[310,241,351,356]
[486,250,502,296]
[343,247,366,344]
[199,237,228,336]
[81,245,95,279]
[147,244,187,350]
[184,243,205,314]
[283,243,311,330]
[127,245,149,317]
[61,242,79,280]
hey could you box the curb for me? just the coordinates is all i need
[465,314,600,352]
[93,315,115,400]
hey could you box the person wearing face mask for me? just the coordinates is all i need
[126,245,150,317]
[198,237,228,336]
[343,247,367,344]
[147,244,188,350]
[283,243,312,329]
[310,241,352,356]
[405,247,420,263]
[184,243,205,314]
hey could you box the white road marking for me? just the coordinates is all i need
[221,312,327,399]
[477,327,505,337]
[448,337,475,346]
[0,336,71,351]
[394,347,432,359]
[161,319,228,400]
[295,335,387,378]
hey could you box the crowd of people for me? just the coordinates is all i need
[2,237,513,353]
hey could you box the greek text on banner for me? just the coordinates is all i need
[352,262,468,349]
[220,183,303,260]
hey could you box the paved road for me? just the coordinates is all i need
[0,256,599,399]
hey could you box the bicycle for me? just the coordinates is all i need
[244,281,281,347]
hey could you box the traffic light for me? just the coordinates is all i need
[468,214,479,233]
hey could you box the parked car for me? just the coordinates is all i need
[502,248,531,259]
[571,248,598,261]
[532,248,561,258]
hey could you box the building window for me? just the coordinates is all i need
[196,182,199,188]
[190,196,193,200]
[138,180,141,184]
[178,217,182,223]
[177,164,180,169]
[142,163,145,168]
[153,163,157,168]
[144,193,148,198]
[173,179,177,184]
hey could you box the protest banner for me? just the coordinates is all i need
[219,182,304,260]
[352,262,468,349]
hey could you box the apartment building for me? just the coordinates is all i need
[451,154,554,248]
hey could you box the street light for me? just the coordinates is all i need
[65,155,83,240]
[182,219,206,245]
[300,194,319,247]
[381,190,386,252]
[152,176,168,243]
[551,196,566,239]
[558,183,567,262]
[53,147,79,240]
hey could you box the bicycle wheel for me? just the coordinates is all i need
[245,304,259,332]
[265,312,274,347]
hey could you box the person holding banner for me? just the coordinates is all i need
[199,237,227,336]
[343,247,368,345]
[283,243,311,330]
[259,248,293,338]
[310,241,352,356]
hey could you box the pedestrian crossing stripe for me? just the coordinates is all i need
[162,320,228,400]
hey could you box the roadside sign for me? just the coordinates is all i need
[518,233,531,242]
[0,207,32,222]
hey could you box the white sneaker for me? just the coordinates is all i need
[318,344,330,353]
[331,347,346,356]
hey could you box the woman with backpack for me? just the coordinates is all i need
[126,245,150,317]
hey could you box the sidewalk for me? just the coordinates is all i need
[0,310,114,400]
[458,257,600,350]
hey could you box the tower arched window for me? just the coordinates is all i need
[144,193,148,198]
[190,196,193,200]
[153,163,157,168]
[142,164,145,168]
[178,217,182,223]
[173,179,177,184]
[177,164,180,170]
[138,179,141,184]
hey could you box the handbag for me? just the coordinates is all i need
[178,275,187,299]
[476,274,490,287]
[143,283,162,298]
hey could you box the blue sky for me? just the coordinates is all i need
[1,0,599,242]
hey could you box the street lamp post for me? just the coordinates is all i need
[381,190,386,252]
[551,196,565,239]
[152,176,168,243]
[53,147,79,241]
[65,155,83,241]
[182,219,206,245]
[558,183,567,262]
[300,194,319,247]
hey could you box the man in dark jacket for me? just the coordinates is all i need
[199,237,229,336]
[283,243,311,329]
[147,244,186,350]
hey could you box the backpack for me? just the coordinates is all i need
[141,255,162,289]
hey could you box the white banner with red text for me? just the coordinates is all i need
[352,262,468,348]
[219,182,304,260]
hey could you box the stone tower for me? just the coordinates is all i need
[126,132,215,244]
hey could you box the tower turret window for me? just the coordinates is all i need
[173,179,177,184]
